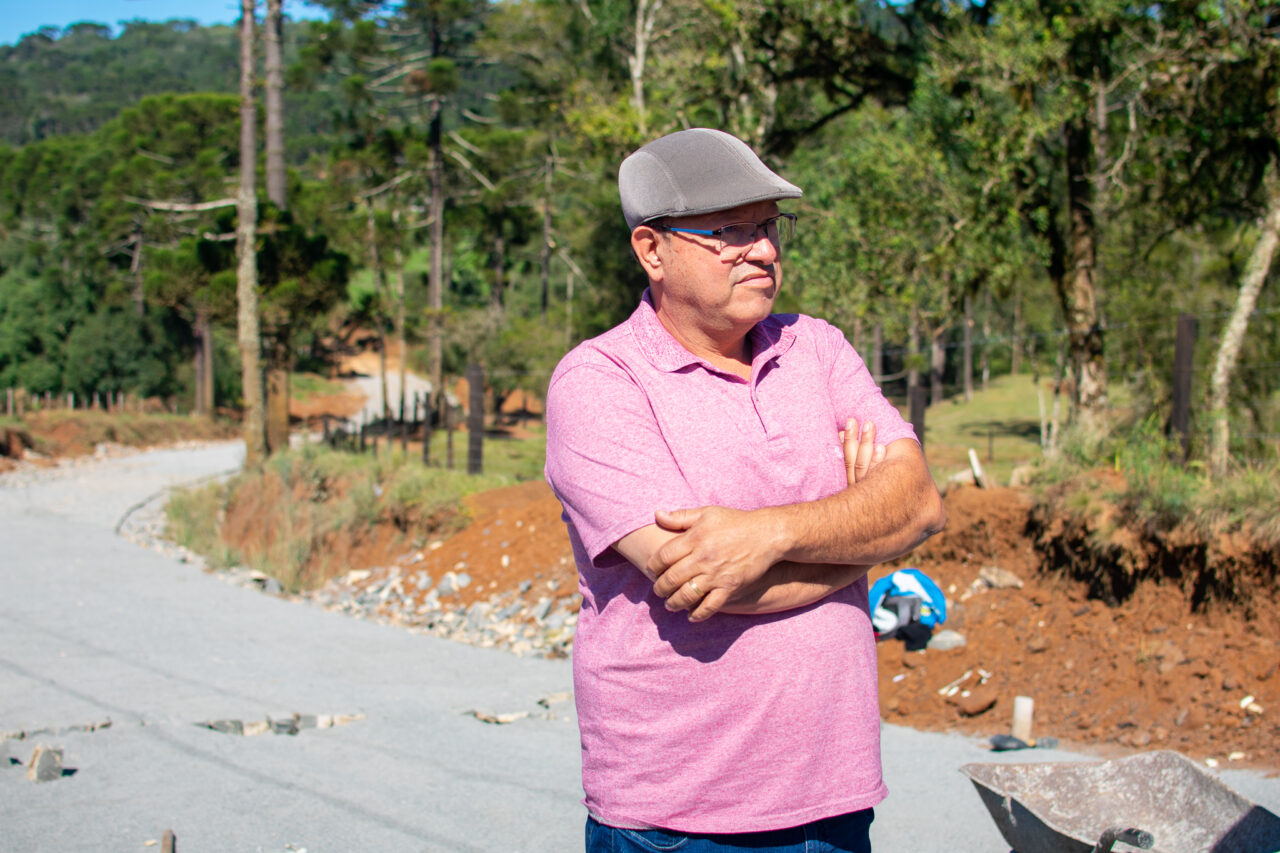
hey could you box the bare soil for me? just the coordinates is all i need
[11,369,1278,774]
[296,468,1280,772]
[0,410,237,471]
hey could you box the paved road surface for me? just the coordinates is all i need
[2,443,1276,852]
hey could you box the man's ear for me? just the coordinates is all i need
[631,226,665,280]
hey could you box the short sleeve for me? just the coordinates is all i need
[545,360,700,561]
[820,322,917,446]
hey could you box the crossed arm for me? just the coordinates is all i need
[613,418,946,621]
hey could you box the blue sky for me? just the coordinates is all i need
[1,0,331,46]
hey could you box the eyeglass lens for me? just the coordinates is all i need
[718,215,795,250]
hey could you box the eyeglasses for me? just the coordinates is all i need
[657,213,797,256]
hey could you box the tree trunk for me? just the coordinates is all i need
[237,0,267,467]
[565,270,575,351]
[981,289,992,390]
[264,0,286,210]
[1209,162,1280,477]
[541,153,552,319]
[428,102,445,403]
[260,0,290,454]
[628,0,662,136]
[194,308,214,417]
[131,225,145,316]
[491,232,505,307]
[392,205,408,424]
[378,328,389,425]
[366,201,391,422]
[930,325,945,407]
[963,292,974,402]
[906,313,920,401]
[265,344,291,453]
[1060,116,1108,436]
[1010,285,1022,375]
[871,322,883,384]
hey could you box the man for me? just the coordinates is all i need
[545,128,946,852]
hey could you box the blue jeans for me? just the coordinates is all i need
[585,810,874,852]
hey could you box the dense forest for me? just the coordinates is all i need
[1,0,1277,474]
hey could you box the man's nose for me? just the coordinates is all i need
[743,226,780,263]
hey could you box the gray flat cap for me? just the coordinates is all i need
[619,128,802,230]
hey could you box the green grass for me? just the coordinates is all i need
[165,481,243,570]
[357,423,547,482]
[290,372,347,401]
[1026,412,1280,547]
[913,374,1048,486]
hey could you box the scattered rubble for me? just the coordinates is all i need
[26,745,65,783]
[977,565,1023,590]
[297,562,580,659]
[927,629,966,651]
[198,713,365,736]
[3,718,112,741]
[465,710,530,725]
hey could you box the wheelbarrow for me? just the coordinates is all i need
[961,750,1280,853]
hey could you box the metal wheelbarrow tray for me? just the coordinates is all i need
[961,750,1280,853]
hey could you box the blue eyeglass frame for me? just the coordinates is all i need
[657,212,797,248]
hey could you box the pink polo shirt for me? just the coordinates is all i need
[544,292,915,833]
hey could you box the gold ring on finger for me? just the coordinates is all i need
[686,580,703,598]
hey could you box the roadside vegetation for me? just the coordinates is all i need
[166,431,545,591]
[159,369,1278,610]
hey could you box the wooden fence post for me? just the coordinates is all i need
[1170,313,1197,464]
[422,392,432,466]
[466,362,484,475]
[400,402,408,453]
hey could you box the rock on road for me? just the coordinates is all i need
[2,442,1277,852]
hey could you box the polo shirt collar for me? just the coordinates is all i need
[630,288,796,375]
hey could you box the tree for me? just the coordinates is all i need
[238,0,268,466]
[1167,1,1280,476]
[264,0,292,453]
[927,0,1169,437]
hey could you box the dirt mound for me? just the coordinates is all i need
[290,478,1279,771]
[4,411,237,460]
[878,484,1278,770]
[396,480,578,614]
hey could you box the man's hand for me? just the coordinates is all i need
[648,504,782,620]
[650,418,884,621]
[844,417,885,483]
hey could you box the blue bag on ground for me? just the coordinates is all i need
[869,568,947,650]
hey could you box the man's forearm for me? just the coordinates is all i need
[719,562,871,615]
[759,440,945,567]
[646,438,944,620]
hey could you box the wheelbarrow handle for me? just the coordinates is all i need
[1091,826,1155,853]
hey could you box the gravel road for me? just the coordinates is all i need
[2,442,1276,852]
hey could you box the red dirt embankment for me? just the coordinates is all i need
[369,479,1279,771]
